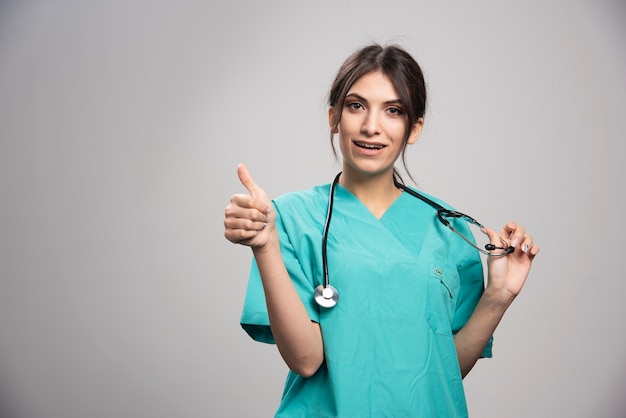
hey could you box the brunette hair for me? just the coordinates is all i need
[328,43,427,183]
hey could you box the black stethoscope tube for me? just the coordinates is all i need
[321,173,341,289]
[314,173,342,308]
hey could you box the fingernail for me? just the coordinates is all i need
[512,238,519,247]
[522,244,529,252]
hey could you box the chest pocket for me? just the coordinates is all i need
[426,263,460,336]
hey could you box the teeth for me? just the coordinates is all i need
[356,141,383,150]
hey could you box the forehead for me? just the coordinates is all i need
[347,71,400,100]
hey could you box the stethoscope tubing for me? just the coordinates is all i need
[321,173,341,289]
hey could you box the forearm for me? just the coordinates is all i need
[453,287,514,378]
[253,238,324,377]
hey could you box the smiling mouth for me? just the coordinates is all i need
[354,141,385,150]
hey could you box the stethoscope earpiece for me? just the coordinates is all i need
[314,284,339,308]
[484,242,515,254]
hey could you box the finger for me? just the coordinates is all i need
[224,215,268,232]
[483,225,516,255]
[528,244,540,256]
[224,228,260,245]
[501,221,517,237]
[227,195,269,219]
[502,222,526,248]
[520,234,534,253]
[237,164,266,199]
[481,226,501,246]
[521,236,540,258]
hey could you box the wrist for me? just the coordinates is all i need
[481,286,515,312]
[251,230,280,255]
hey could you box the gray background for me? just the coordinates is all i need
[1,1,625,417]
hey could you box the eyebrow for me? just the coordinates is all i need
[344,92,403,106]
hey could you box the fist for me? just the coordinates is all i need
[224,164,274,248]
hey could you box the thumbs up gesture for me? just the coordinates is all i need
[224,164,274,248]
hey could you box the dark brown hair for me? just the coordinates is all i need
[328,43,427,183]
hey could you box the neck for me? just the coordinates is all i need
[339,168,401,218]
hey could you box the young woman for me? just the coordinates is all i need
[224,43,539,417]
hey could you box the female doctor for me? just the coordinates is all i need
[224,43,539,417]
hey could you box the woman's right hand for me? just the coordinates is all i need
[224,164,274,249]
[226,164,324,377]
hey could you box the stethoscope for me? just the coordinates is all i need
[313,172,514,309]
[313,173,342,308]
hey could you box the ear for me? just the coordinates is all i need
[328,107,338,134]
[406,117,424,145]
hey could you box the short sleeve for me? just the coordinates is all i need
[451,222,493,358]
[240,200,321,344]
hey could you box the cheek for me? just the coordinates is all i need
[338,111,363,132]
[336,121,355,143]
[394,123,411,143]
[337,132,350,154]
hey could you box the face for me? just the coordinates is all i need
[329,71,423,180]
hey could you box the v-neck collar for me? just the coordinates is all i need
[335,183,406,221]
[329,183,422,261]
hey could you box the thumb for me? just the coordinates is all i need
[481,226,500,244]
[237,163,266,198]
[482,226,501,246]
[482,226,514,255]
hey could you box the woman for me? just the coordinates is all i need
[224,43,539,417]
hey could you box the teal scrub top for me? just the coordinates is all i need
[240,182,492,417]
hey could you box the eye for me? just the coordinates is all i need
[387,107,405,116]
[345,101,363,111]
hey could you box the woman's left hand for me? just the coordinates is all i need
[484,221,540,301]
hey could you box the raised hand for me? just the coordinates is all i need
[483,221,540,300]
[224,164,274,249]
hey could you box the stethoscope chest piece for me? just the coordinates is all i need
[314,284,339,308]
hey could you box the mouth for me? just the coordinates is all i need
[354,141,386,150]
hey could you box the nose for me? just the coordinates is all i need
[361,111,381,135]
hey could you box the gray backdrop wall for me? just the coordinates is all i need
[1,1,624,417]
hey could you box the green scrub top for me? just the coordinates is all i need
[241,182,492,417]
